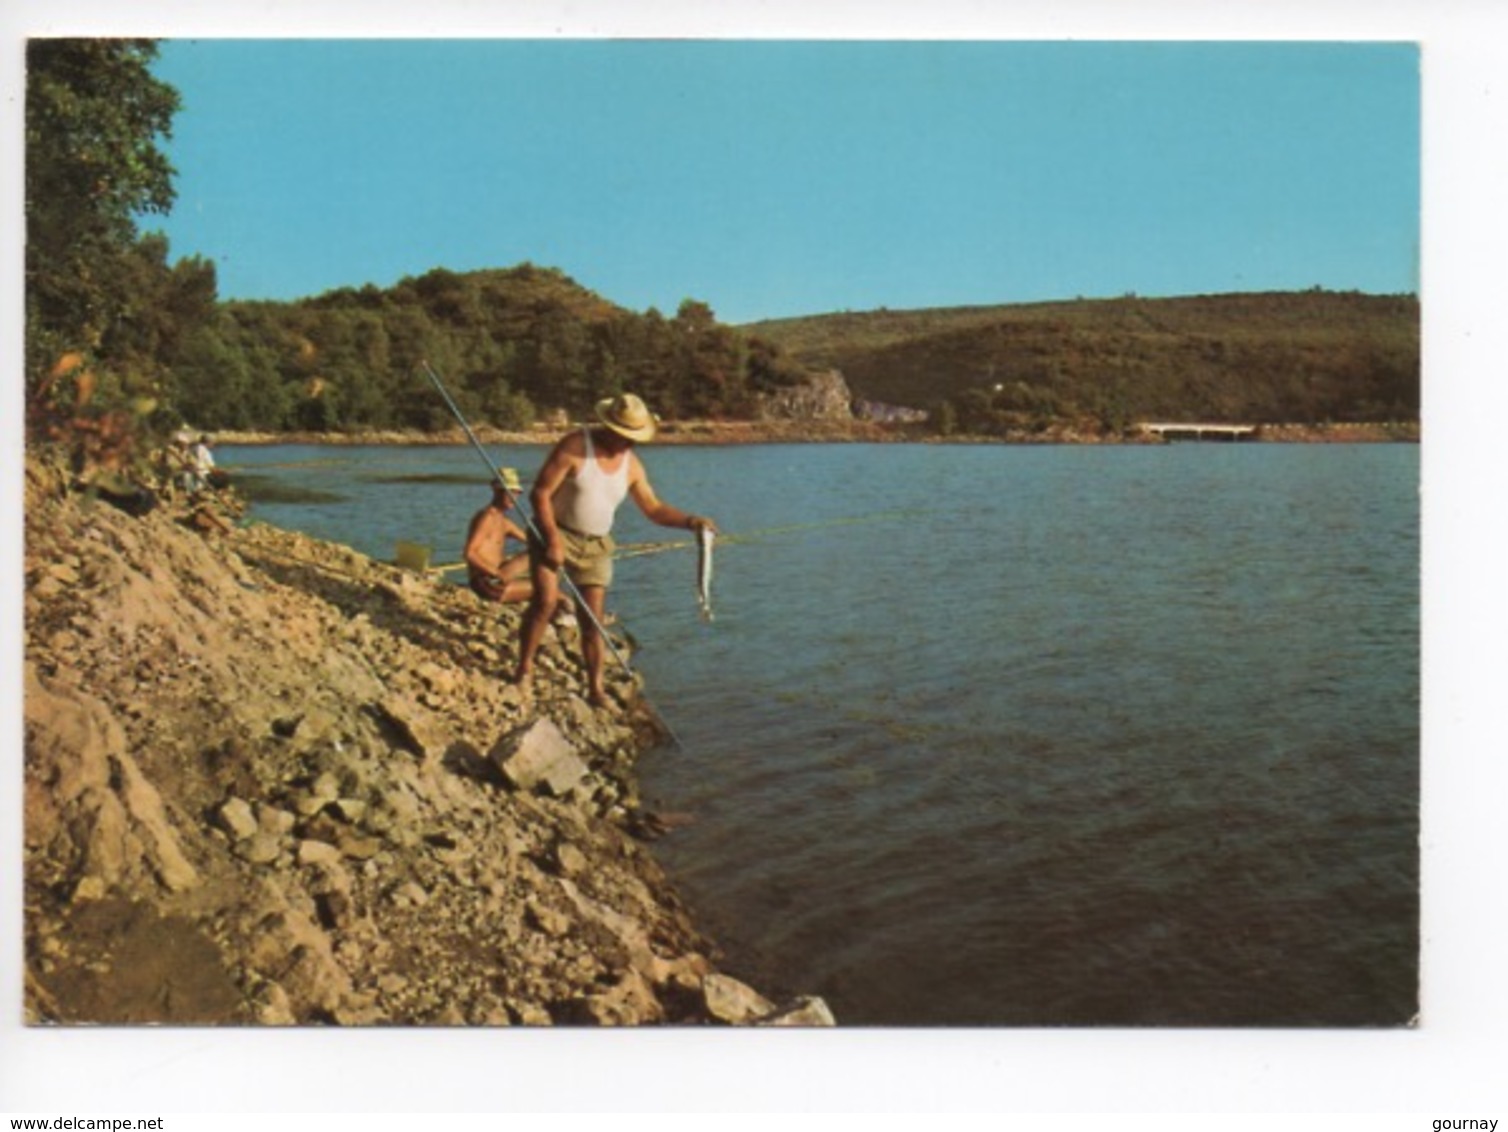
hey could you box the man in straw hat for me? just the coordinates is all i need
[514,392,717,709]
[463,466,532,605]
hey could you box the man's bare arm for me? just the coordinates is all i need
[529,437,580,566]
[628,455,716,532]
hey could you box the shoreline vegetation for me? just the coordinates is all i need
[210,418,1420,449]
[23,453,833,1026]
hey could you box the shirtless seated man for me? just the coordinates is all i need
[463,470,532,605]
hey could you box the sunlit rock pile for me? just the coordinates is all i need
[22,455,832,1026]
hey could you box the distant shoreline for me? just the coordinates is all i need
[211,419,1420,448]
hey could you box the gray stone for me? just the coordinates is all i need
[553,841,588,877]
[254,981,296,1026]
[330,797,367,824]
[72,874,108,902]
[237,833,284,865]
[216,797,259,841]
[489,718,590,797]
[256,803,297,837]
[372,696,448,761]
[338,833,382,861]
[294,793,329,818]
[112,752,199,892]
[755,995,838,1027]
[702,973,777,1025]
[297,839,343,868]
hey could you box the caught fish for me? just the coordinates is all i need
[696,526,715,622]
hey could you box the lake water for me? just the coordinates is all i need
[222,440,1420,1027]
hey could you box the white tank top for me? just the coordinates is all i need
[553,428,630,537]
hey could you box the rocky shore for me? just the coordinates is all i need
[208,417,1418,449]
[207,418,903,448]
[21,455,831,1027]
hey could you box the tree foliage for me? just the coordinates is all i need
[750,290,1420,433]
[25,37,204,470]
[174,266,813,432]
[26,39,182,385]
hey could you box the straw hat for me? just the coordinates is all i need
[496,467,524,494]
[595,392,658,443]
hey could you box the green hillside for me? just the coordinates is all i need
[746,290,1419,434]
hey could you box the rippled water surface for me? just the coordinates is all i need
[226,441,1419,1026]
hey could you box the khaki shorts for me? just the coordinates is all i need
[533,526,616,589]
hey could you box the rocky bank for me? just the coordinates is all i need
[208,417,1418,450]
[21,456,832,1027]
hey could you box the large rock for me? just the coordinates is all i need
[701,973,837,1026]
[217,797,259,841]
[556,876,708,987]
[756,369,854,421]
[489,718,590,797]
[702,973,777,1024]
[24,665,198,894]
[111,752,199,892]
[370,695,450,762]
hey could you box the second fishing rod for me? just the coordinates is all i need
[418,360,687,750]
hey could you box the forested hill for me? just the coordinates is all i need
[167,264,815,433]
[745,290,1419,434]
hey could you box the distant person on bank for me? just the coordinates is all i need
[173,432,215,494]
[463,467,532,605]
[514,393,717,709]
[189,434,216,492]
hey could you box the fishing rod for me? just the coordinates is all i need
[417,360,685,748]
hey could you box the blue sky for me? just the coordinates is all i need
[148,39,1419,324]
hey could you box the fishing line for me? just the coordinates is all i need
[417,360,687,749]
[615,508,918,558]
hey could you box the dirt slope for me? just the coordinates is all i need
[22,457,828,1026]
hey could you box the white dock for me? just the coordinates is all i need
[1138,422,1259,442]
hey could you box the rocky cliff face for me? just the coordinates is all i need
[21,457,831,1027]
[755,369,854,421]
